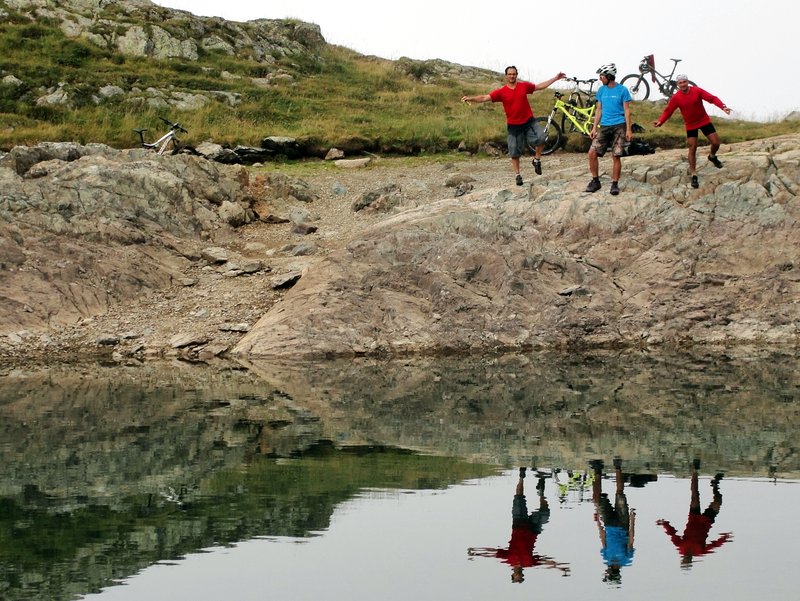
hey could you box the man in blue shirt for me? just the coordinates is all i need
[590,457,636,585]
[586,63,632,196]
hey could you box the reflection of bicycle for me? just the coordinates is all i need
[535,90,596,155]
[620,54,696,101]
[133,116,189,155]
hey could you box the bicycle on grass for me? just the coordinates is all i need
[620,54,696,101]
[559,76,598,132]
[133,116,189,155]
[534,90,596,156]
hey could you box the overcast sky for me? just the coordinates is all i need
[152,0,799,122]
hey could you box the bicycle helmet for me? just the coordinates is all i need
[596,63,617,76]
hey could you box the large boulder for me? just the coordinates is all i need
[233,135,800,358]
[0,144,252,333]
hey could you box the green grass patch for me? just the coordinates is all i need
[0,17,794,154]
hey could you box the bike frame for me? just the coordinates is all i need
[134,118,187,155]
[623,55,686,99]
[564,77,598,105]
[145,129,178,155]
[535,91,597,155]
[547,93,595,135]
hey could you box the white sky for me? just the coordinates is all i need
[152,0,800,122]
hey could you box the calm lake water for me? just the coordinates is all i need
[1,350,798,601]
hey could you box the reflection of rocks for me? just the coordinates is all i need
[0,362,323,498]
[242,350,800,476]
[2,351,799,501]
[1,351,797,601]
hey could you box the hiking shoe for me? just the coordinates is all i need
[515,174,523,186]
[691,175,699,188]
[532,158,542,175]
[585,178,601,193]
[708,154,723,168]
[610,181,619,196]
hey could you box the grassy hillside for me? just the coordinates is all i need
[0,12,793,156]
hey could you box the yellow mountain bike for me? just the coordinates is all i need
[535,90,596,155]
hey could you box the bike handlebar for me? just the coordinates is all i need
[565,77,598,85]
[159,116,188,133]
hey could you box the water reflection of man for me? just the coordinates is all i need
[657,459,732,568]
[468,467,570,582]
[591,457,635,585]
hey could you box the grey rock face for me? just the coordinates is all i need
[0,143,253,333]
[233,135,800,358]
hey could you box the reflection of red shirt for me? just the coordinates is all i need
[657,86,726,130]
[495,527,542,567]
[489,82,537,125]
[659,515,731,557]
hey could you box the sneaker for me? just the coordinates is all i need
[515,174,523,186]
[691,175,699,188]
[532,158,542,175]
[585,178,601,193]
[610,181,619,196]
[708,155,723,168]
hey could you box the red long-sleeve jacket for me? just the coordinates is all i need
[656,86,726,130]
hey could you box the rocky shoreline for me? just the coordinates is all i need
[2,135,799,367]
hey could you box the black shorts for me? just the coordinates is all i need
[686,123,717,138]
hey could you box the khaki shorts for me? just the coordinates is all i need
[590,123,627,157]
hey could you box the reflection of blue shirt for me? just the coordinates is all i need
[597,84,631,126]
[602,526,634,566]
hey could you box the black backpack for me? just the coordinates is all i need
[624,138,655,156]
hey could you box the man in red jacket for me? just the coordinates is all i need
[653,75,731,188]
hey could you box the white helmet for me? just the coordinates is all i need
[596,63,617,76]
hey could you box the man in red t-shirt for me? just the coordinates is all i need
[654,75,732,189]
[467,467,570,583]
[462,66,565,186]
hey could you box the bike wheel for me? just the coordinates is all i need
[661,79,698,99]
[620,74,650,101]
[535,117,562,156]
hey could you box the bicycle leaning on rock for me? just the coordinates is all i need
[133,116,190,155]
[620,54,696,101]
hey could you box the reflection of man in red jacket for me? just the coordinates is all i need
[468,468,570,583]
[653,76,732,189]
[657,460,733,568]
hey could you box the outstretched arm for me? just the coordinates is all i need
[539,556,571,576]
[462,93,492,104]
[696,87,730,114]
[467,546,499,557]
[656,519,678,536]
[653,97,678,127]
[534,72,567,90]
